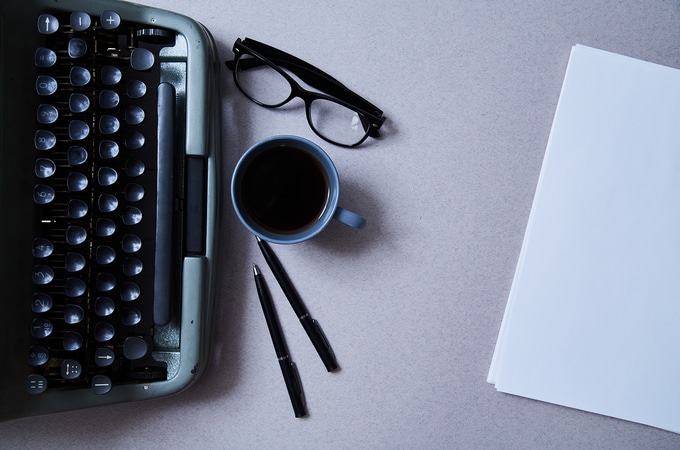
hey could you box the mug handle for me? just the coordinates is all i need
[333,207,366,229]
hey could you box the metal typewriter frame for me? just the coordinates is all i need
[0,0,221,420]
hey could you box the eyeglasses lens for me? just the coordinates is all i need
[235,54,291,106]
[308,99,369,147]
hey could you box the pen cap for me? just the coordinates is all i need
[280,359,307,418]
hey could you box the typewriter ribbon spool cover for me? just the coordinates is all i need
[0,0,222,420]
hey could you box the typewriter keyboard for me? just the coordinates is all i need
[27,9,182,395]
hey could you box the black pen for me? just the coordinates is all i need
[253,264,307,418]
[256,236,339,372]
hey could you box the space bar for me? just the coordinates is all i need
[154,83,175,326]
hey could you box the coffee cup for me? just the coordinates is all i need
[231,135,366,244]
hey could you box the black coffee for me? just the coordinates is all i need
[241,145,330,234]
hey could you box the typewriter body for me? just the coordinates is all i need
[0,0,221,420]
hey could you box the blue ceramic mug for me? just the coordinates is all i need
[231,135,366,244]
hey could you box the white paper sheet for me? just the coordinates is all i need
[488,45,680,433]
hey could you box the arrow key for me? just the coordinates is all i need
[94,347,115,367]
[37,14,59,34]
[61,359,82,380]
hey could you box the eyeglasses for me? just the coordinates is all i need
[225,38,385,148]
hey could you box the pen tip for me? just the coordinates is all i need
[252,264,260,275]
[255,236,262,243]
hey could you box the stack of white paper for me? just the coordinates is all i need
[488,45,680,434]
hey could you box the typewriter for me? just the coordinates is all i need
[0,0,222,420]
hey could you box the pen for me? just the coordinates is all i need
[253,264,307,418]
[256,236,339,372]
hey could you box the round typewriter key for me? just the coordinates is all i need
[130,48,154,71]
[66,225,87,245]
[69,67,91,86]
[36,75,57,96]
[34,130,56,150]
[68,145,88,165]
[32,293,53,313]
[96,218,116,237]
[68,38,87,58]
[125,131,145,149]
[68,120,90,140]
[101,66,122,85]
[98,194,119,213]
[95,348,115,367]
[96,273,116,292]
[65,226,87,245]
[37,104,58,124]
[25,374,48,395]
[67,199,89,219]
[120,282,140,302]
[91,375,112,395]
[37,14,59,34]
[28,346,49,366]
[97,167,118,186]
[123,337,148,360]
[96,246,116,265]
[99,115,120,134]
[95,297,115,317]
[125,159,145,177]
[99,140,119,159]
[32,265,54,285]
[64,278,86,298]
[125,106,145,125]
[101,10,121,30]
[65,252,86,272]
[35,158,56,178]
[99,90,119,109]
[31,318,53,339]
[127,80,147,98]
[94,322,115,342]
[32,238,53,258]
[64,304,85,324]
[33,185,55,204]
[67,172,88,192]
[121,307,142,326]
[61,359,82,379]
[69,93,90,113]
[61,243,82,262]
[122,206,142,225]
[122,234,142,253]
[123,257,143,276]
[125,183,145,202]
[35,48,57,68]
[63,331,83,351]
[70,12,91,31]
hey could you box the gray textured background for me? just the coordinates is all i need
[4,1,680,448]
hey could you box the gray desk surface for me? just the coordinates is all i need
[4,1,680,448]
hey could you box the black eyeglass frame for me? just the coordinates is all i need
[225,37,385,147]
